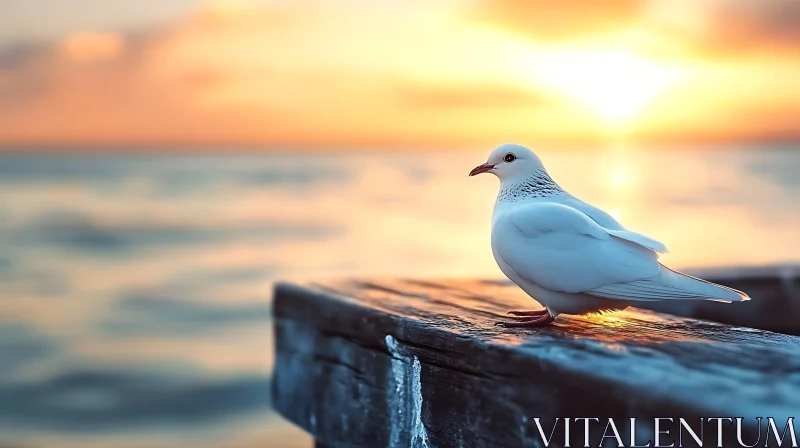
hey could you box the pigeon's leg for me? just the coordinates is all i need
[506,309,549,317]
[495,313,554,328]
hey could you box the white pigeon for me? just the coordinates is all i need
[469,143,750,327]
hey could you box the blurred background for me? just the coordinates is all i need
[1,1,799,447]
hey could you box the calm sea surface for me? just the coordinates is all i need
[1,147,799,447]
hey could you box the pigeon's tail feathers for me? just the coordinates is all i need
[587,264,750,303]
[605,229,668,254]
[657,264,750,302]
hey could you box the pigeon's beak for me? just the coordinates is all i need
[469,163,495,176]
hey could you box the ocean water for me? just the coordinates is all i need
[0,146,799,447]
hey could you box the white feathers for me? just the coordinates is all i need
[587,267,749,303]
[606,229,669,254]
[477,144,751,315]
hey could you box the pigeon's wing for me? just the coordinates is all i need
[492,202,660,293]
[605,228,668,254]
[492,202,747,302]
[557,196,626,230]
[559,196,668,253]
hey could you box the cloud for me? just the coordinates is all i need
[473,0,643,39]
[398,82,551,110]
[1,0,800,149]
[0,2,440,148]
[0,23,292,148]
[0,42,44,68]
[0,0,200,51]
[473,0,800,56]
[665,0,800,54]
[60,32,126,62]
[0,4,565,149]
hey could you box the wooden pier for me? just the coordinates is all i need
[272,274,800,447]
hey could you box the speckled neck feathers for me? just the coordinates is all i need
[496,169,565,203]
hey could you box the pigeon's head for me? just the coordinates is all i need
[469,144,545,181]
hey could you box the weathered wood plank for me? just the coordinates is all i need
[272,279,800,448]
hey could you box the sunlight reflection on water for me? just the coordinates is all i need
[0,146,798,447]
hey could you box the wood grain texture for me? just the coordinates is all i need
[272,278,800,448]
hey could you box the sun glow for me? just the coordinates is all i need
[536,50,683,126]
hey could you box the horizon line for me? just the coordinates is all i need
[0,138,798,155]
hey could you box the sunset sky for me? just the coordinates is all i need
[2,0,800,150]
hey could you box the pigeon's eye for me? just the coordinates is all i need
[504,153,516,163]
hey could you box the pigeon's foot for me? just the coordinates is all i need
[506,309,549,317]
[495,313,554,328]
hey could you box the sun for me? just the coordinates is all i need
[536,50,682,126]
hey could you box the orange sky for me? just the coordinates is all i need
[1,0,800,150]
